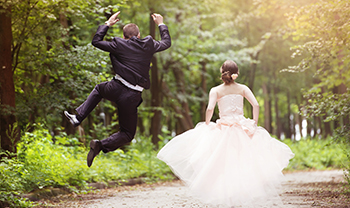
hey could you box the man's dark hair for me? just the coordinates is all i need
[123,23,140,39]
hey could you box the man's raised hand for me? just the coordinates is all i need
[105,11,120,27]
[151,13,164,26]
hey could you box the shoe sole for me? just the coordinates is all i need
[64,111,80,128]
[87,140,99,167]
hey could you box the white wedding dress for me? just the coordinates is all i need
[157,94,295,207]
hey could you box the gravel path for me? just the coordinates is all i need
[62,170,345,208]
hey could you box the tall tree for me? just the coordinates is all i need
[0,3,18,154]
[149,9,163,146]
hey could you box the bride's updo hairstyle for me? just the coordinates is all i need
[220,60,239,84]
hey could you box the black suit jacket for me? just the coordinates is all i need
[91,24,171,89]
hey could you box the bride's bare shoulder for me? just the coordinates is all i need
[233,82,249,89]
[211,84,224,92]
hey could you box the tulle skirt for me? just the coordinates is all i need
[157,122,295,208]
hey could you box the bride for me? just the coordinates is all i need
[157,60,295,207]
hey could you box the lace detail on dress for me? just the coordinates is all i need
[216,94,257,136]
[218,94,244,117]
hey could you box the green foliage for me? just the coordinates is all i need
[344,145,350,186]
[0,152,26,192]
[335,126,350,189]
[302,92,350,123]
[17,126,87,190]
[0,152,34,207]
[284,138,346,171]
[285,0,350,75]
[285,0,350,121]
[0,124,173,207]
[9,0,128,133]
[283,0,350,186]
[0,191,33,208]
[6,0,315,145]
[86,134,174,183]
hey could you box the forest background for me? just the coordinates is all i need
[0,0,349,207]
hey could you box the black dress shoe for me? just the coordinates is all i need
[64,111,80,127]
[87,140,102,167]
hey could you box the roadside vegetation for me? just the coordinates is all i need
[0,123,348,207]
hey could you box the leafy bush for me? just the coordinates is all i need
[0,152,34,207]
[335,126,350,188]
[0,123,174,207]
[343,145,350,185]
[283,138,346,171]
[0,191,33,208]
[16,125,88,191]
[86,135,174,183]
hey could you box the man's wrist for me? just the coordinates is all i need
[105,21,111,27]
[158,23,165,26]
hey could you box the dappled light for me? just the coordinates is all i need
[0,0,349,207]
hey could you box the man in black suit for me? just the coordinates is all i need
[64,11,171,167]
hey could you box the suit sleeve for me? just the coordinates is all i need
[91,25,117,52]
[153,25,171,52]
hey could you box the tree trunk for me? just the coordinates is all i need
[137,117,145,135]
[57,10,78,136]
[273,86,281,139]
[149,13,162,147]
[322,116,331,139]
[0,6,19,154]
[306,118,317,138]
[248,53,259,91]
[339,84,349,128]
[200,61,207,121]
[59,12,70,49]
[285,90,292,139]
[171,66,194,132]
[262,83,272,132]
[315,117,319,138]
[298,99,304,139]
[297,113,302,139]
[332,86,341,130]
[246,53,260,119]
[162,82,193,134]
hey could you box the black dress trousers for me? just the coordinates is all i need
[76,79,142,153]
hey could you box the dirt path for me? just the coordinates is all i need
[39,170,349,208]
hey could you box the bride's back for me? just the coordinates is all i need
[216,82,247,99]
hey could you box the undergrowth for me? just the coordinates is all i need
[0,124,173,207]
[0,123,348,207]
[283,138,346,171]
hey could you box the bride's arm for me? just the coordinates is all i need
[206,88,217,125]
[243,86,259,124]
